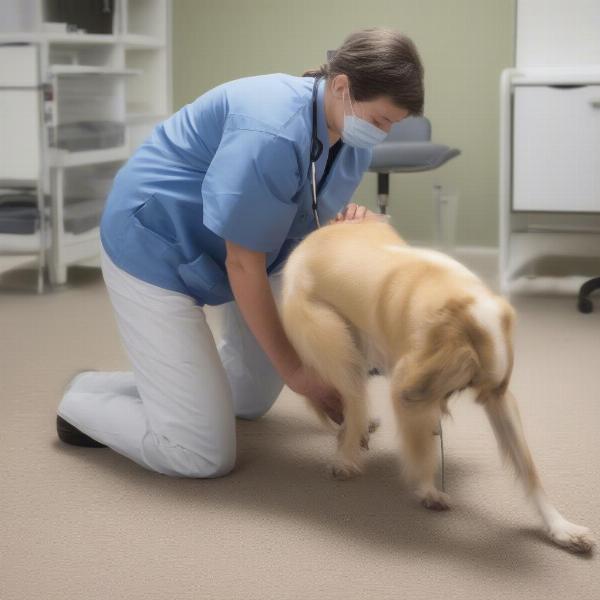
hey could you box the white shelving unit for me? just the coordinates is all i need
[498,1,600,296]
[0,0,171,288]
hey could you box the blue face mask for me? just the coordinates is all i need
[341,90,388,149]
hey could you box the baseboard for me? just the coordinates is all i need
[406,240,499,258]
[453,246,499,257]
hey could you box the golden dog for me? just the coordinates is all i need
[280,220,594,553]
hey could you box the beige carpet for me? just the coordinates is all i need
[1,256,599,600]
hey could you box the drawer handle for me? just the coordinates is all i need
[590,99,600,109]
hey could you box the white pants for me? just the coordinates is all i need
[57,244,284,478]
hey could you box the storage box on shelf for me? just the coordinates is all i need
[0,186,46,291]
[0,0,171,289]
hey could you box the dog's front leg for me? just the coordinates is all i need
[484,390,595,553]
[394,402,450,510]
[330,385,369,480]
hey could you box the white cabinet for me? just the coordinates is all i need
[499,68,600,295]
[0,0,171,289]
[500,1,600,297]
[513,85,600,212]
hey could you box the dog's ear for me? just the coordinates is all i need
[398,344,479,406]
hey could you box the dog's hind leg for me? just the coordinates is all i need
[484,390,595,553]
[393,398,450,510]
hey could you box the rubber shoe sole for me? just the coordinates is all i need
[56,415,107,448]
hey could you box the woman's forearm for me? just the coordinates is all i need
[225,259,301,382]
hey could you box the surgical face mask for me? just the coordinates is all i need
[341,89,388,149]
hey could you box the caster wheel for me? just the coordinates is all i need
[577,297,593,314]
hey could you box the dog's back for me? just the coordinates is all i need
[281,221,516,407]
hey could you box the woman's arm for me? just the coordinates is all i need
[224,239,344,423]
[224,239,301,382]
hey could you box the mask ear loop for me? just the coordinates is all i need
[341,88,353,145]
[344,86,366,131]
[343,88,355,120]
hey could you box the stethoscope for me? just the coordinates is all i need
[310,76,324,228]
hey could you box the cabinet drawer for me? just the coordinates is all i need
[0,45,38,87]
[513,85,600,212]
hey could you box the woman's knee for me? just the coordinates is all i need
[171,450,236,478]
[235,405,270,421]
[233,389,280,420]
[142,431,236,478]
[194,455,236,478]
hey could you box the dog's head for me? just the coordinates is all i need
[396,296,515,412]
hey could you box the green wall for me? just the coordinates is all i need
[172,0,516,247]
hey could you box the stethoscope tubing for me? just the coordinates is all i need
[310,76,323,228]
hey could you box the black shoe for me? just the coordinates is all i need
[56,415,107,448]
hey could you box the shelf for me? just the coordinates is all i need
[0,227,98,255]
[0,33,164,49]
[49,65,141,77]
[0,32,117,45]
[120,34,164,49]
[508,275,594,295]
[61,225,99,246]
[0,229,48,253]
[62,226,101,265]
[524,224,600,234]
[0,254,39,274]
[48,145,129,167]
[506,231,600,280]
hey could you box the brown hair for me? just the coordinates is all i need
[303,28,424,116]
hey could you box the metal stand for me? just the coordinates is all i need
[433,419,446,492]
[377,172,390,214]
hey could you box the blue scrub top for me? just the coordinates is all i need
[100,73,372,305]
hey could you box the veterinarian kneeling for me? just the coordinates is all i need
[56,28,422,478]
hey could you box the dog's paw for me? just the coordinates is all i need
[360,418,381,450]
[368,417,381,433]
[417,488,451,511]
[329,457,362,480]
[547,519,595,554]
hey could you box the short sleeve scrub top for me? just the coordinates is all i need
[100,74,372,306]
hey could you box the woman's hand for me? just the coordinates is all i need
[286,364,344,425]
[331,203,381,224]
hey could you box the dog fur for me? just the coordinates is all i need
[280,220,594,553]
